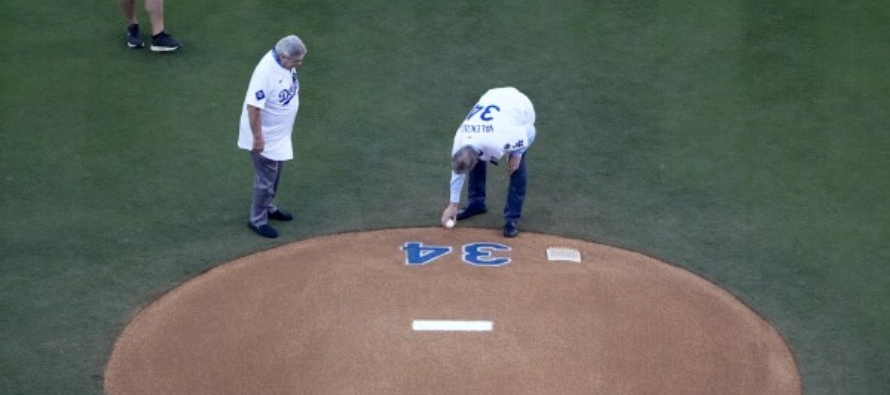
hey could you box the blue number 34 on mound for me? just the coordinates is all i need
[401,242,512,266]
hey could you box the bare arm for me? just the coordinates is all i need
[247,105,264,153]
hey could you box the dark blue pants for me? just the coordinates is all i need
[466,153,528,222]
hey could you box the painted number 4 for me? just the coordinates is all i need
[402,242,512,266]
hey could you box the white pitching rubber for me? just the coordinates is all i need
[412,320,493,332]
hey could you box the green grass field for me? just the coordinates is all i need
[1,0,888,393]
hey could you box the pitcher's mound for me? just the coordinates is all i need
[105,228,801,394]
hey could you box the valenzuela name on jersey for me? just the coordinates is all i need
[461,124,495,133]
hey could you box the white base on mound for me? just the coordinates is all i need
[547,247,582,262]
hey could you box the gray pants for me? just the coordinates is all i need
[249,152,282,226]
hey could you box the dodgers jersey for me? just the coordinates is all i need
[449,87,536,203]
[238,49,300,161]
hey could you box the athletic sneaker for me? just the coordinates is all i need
[126,24,144,48]
[150,31,181,52]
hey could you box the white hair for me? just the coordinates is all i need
[275,35,307,58]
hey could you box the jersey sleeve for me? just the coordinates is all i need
[449,131,468,203]
[449,171,465,204]
[244,61,272,110]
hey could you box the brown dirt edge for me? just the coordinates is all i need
[105,227,801,395]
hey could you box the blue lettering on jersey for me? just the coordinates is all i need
[466,104,500,121]
[279,81,297,105]
[479,105,500,121]
[255,90,265,100]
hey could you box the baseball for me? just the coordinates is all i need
[445,219,455,229]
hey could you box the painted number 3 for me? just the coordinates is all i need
[401,242,512,266]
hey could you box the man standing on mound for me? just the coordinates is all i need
[441,87,537,237]
[238,35,307,238]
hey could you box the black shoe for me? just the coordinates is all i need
[268,209,294,222]
[248,222,278,238]
[126,24,144,48]
[150,31,181,52]
[456,206,487,220]
[503,221,519,238]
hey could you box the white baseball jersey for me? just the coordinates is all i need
[238,49,300,161]
[449,87,536,203]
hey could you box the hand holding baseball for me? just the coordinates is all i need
[441,204,457,228]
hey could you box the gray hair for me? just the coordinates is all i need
[275,35,307,58]
[452,145,479,174]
